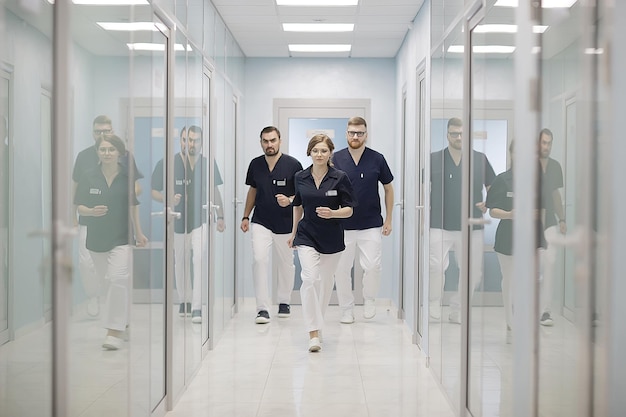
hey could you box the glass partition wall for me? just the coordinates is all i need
[428,0,609,416]
[0,1,242,415]
[0,2,54,416]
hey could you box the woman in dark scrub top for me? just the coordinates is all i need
[75,134,148,350]
[288,134,356,352]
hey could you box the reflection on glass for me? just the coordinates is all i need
[1,82,9,343]
[0,2,54,415]
[538,2,581,416]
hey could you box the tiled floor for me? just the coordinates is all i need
[165,301,455,417]
[0,299,580,417]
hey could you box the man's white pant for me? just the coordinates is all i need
[251,223,295,312]
[335,227,382,311]
[429,228,484,312]
[90,245,131,332]
[540,225,560,314]
[174,225,205,311]
[297,246,341,333]
[79,224,100,298]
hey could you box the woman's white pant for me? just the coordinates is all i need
[429,228,484,312]
[297,246,341,332]
[251,223,295,312]
[79,225,99,298]
[335,228,382,311]
[497,253,514,329]
[90,245,131,332]
[174,225,205,311]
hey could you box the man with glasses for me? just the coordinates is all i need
[429,117,495,323]
[241,126,303,324]
[72,115,143,317]
[332,116,394,323]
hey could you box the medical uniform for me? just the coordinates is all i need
[74,164,139,332]
[292,166,356,333]
[245,154,303,314]
[540,157,564,316]
[332,147,393,312]
[73,146,142,300]
[152,153,212,315]
[486,167,546,331]
[429,147,496,316]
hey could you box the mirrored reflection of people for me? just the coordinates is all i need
[288,134,356,352]
[332,117,394,323]
[241,126,303,324]
[151,126,215,324]
[429,117,496,323]
[486,141,546,344]
[72,115,143,318]
[74,135,148,350]
[538,128,566,326]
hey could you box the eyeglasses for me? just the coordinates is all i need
[183,138,202,143]
[448,131,462,138]
[347,131,366,137]
[98,146,118,154]
[93,129,113,135]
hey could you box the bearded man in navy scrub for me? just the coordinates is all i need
[288,134,356,352]
[241,126,303,324]
[429,117,496,324]
[332,116,394,323]
[152,126,220,324]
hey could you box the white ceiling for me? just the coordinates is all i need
[211,0,426,58]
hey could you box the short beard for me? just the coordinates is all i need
[348,140,363,150]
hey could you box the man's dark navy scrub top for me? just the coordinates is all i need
[292,166,356,254]
[245,154,303,234]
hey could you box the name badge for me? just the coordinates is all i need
[276,179,286,186]
[325,190,338,197]
[89,188,102,195]
[175,179,184,185]
[506,191,514,198]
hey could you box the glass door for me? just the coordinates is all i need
[0,2,54,416]
[0,71,9,346]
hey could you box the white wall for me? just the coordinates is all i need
[242,57,397,301]
[394,2,430,333]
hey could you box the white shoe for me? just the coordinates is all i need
[102,335,123,350]
[340,309,355,324]
[308,337,321,352]
[448,311,461,324]
[363,299,376,319]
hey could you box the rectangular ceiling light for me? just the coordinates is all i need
[97,22,166,31]
[474,24,549,34]
[495,0,577,7]
[127,43,192,52]
[277,0,358,6]
[283,23,354,32]
[448,45,516,54]
[289,44,351,52]
[48,0,148,4]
